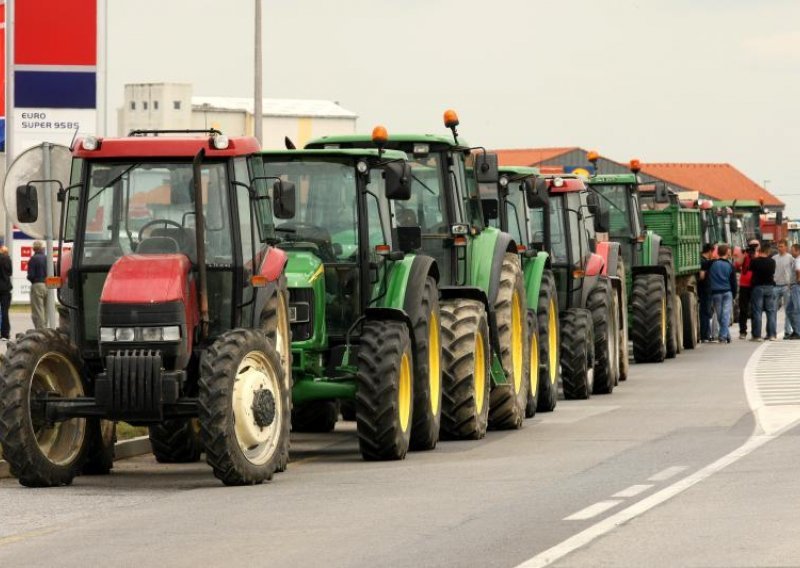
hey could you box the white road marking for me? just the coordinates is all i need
[514,341,800,568]
[612,484,653,498]
[647,465,687,482]
[563,500,622,521]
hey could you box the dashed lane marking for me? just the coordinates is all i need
[612,484,653,498]
[647,465,688,482]
[564,500,623,521]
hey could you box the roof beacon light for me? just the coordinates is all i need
[372,125,388,146]
[212,133,229,150]
[629,159,641,174]
[443,109,460,129]
[82,136,99,151]
[587,150,599,164]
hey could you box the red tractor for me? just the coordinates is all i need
[0,130,293,486]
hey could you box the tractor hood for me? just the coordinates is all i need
[101,254,192,304]
[284,251,324,288]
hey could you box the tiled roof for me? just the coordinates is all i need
[493,147,577,166]
[640,163,783,207]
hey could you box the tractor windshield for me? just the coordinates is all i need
[591,184,634,238]
[405,155,447,234]
[530,194,569,265]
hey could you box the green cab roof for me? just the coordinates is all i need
[587,173,638,184]
[306,133,465,149]
[259,148,408,161]
[498,165,539,178]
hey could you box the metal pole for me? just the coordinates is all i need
[5,0,16,272]
[254,0,263,146]
[42,143,57,328]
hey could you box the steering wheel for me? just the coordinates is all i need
[138,219,184,242]
[276,222,339,262]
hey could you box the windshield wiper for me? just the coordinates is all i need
[88,163,141,203]
[411,173,437,196]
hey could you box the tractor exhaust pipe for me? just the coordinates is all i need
[192,148,210,339]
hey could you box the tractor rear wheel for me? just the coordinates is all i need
[0,329,90,487]
[440,299,491,440]
[199,329,290,485]
[561,309,595,400]
[588,281,617,395]
[259,277,292,472]
[406,276,442,451]
[489,254,529,430]
[81,420,116,475]
[631,274,667,363]
[149,419,203,463]
[524,311,540,418]
[659,247,679,359]
[291,400,339,433]
[356,320,414,460]
[682,291,699,349]
[616,259,630,381]
[535,271,560,412]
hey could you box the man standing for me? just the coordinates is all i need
[708,244,737,343]
[0,245,12,340]
[698,243,716,342]
[750,241,777,341]
[772,239,794,338]
[786,244,800,340]
[735,240,758,339]
[27,241,48,330]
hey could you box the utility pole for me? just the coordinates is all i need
[254,0,263,146]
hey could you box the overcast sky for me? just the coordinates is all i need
[108,0,800,217]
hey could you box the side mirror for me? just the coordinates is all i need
[17,184,39,223]
[654,181,670,204]
[586,192,601,217]
[481,198,499,221]
[526,178,549,208]
[731,219,741,233]
[594,209,610,233]
[474,153,499,184]
[384,162,412,201]
[273,180,296,219]
[396,225,422,253]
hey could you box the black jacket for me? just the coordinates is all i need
[0,253,13,293]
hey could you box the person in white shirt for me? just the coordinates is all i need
[773,239,795,337]
[786,243,800,340]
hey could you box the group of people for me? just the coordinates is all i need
[0,240,50,341]
[699,238,800,343]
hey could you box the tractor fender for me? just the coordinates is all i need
[594,241,620,277]
[401,255,439,314]
[523,251,550,311]
[474,228,516,308]
[585,252,605,277]
[376,255,417,311]
[438,285,489,313]
[632,264,668,278]
[642,231,662,266]
[258,246,289,282]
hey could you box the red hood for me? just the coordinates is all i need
[101,254,191,304]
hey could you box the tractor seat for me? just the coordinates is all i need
[149,227,197,260]
[137,236,180,254]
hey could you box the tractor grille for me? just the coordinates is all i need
[97,350,164,420]
[289,288,314,342]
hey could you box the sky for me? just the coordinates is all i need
[108,0,800,217]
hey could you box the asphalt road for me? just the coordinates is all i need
[1,328,799,567]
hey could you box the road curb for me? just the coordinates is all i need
[0,435,152,480]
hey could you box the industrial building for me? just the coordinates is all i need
[117,82,358,148]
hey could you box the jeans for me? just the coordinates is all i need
[699,292,713,341]
[774,284,792,335]
[738,287,752,335]
[751,285,777,339]
[788,284,800,336]
[711,291,733,341]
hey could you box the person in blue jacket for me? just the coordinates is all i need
[708,244,738,344]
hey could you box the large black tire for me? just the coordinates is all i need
[524,311,540,418]
[340,400,356,421]
[616,259,630,381]
[675,295,684,352]
[682,291,699,349]
[631,274,667,363]
[0,329,90,487]
[81,420,116,475]
[560,309,595,400]
[291,400,339,433]
[259,277,292,472]
[489,254,529,430]
[659,247,679,359]
[149,419,203,463]
[355,320,414,460]
[406,276,442,451]
[535,271,560,412]
[440,299,491,440]
[588,280,617,395]
[199,329,290,485]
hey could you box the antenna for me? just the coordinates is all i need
[68,126,80,151]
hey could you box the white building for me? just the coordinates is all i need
[117,83,357,148]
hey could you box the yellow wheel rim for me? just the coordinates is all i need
[548,298,558,385]
[475,331,486,414]
[428,312,440,415]
[530,332,539,399]
[661,297,667,346]
[398,351,412,433]
[511,291,524,394]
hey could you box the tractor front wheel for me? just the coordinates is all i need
[682,291,699,349]
[148,419,203,463]
[659,247,679,359]
[561,309,595,400]
[616,258,630,381]
[0,329,90,487]
[81,420,116,475]
[588,281,617,395]
[631,274,668,363]
[525,311,540,418]
[291,400,339,433]
[536,271,560,412]
[199,329,290,485]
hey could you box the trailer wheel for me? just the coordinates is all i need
[356,320,414,460]
[631,274,667,363]
[406,276,442,451]
[561,309,595,400]
[659,247,679,359]
[291,400,339,433]
[681,291,699,349]
[440,299,491,440]
[525,311,540,418]
[0,329,89,487]
[536,271,560,412]
[489,254,529,430]
[588,281,617,395]
[199,329,290,485]
[675,295,685,353]
[616,259,630,381]
[148,419,203,463]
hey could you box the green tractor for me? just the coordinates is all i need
[307,110,532,439]
[586,157,702,362]
[258,134,443,460]
[472,166,560,414]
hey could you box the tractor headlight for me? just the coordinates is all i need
[100,327,116,342]
[141,327,164,341]
[162,326,181,341]
[99,326,182,342]
[115,328,135,342]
